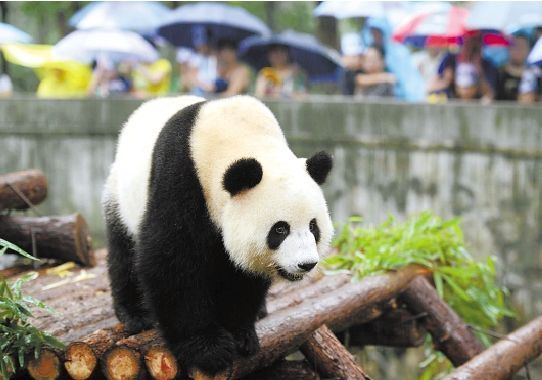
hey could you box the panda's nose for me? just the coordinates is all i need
[298,261,317,272]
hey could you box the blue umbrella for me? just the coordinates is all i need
[69,1,170,33]
[0,22,32,44]
[157,2,270,48]
[238,30,343,81]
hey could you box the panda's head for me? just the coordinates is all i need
[221,151,333,281]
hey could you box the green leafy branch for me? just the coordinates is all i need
[323,212,515,378]
[0,238,64,379]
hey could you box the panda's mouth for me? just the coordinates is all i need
[276,267,304,282]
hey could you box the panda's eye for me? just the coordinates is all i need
[275,225,288,235]
[309,219,317,232]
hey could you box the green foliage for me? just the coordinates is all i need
[0,239,64,379]
[324,212,515,378]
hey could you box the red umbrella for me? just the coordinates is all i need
[393,7,469,48]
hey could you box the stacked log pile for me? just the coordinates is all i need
[0,170,95,267]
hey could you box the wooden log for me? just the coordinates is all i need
[0,169,47,211]
[444,315,542,380]
[101,345,141,380]
[27,349,62,380]
[118,329,178,380]
[64,324,129,380]
[348,307,427,348]
[242,360,320,380]
[400,277,484,366]
[300,325,370,379]
[0,213,95,267]
[266,273,350,314]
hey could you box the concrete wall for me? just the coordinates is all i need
[1,96,542,318]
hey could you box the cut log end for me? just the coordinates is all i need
[191,369,231,380]
[102,346,141,380]
[145,346,178,380]
[27,349,61,380]
[0,169,47,211]
[64,342,97,380]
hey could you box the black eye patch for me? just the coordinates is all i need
[309,218,320,243]
[267,221,290,250]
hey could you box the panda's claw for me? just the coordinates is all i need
[233,326,260,357]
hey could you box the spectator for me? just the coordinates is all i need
[412,47,445,95]
[518,65,541,103]
[340,32,365,96]
[497,34,530,101]
[88,58,132,97]
[354,46,395,98]
[185,26,217,96]
[254,44,307,98]
[429,32,498,103]
[213,40,251,96]
[133,58,172,97]
[176,47,194,93]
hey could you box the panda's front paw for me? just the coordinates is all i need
[175,328,235,377]
[232,326,260,356]
[117,313,154,334]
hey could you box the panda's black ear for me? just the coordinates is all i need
[306,151,333,185]
[223,158,263,196]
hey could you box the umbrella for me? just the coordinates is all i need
[527,37,542,65]
[53,29,159,63]
[393,7,468,48]
[313,1,386,19]
[238,30,343,80]
[466,1,542,32]
[157,2,270,48]
[0,22,32,44]
[69,1,170,33]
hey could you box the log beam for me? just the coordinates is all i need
[400,277,484,366]
[300,325,370,379]
[444,316,542,380]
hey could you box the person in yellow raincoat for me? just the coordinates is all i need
[1,43,91,97]
[132,58,171,97]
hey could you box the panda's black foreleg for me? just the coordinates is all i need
[216,270,271,357]
[104,202,153,334]
[135,234,236,377]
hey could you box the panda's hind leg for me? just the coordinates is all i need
[104,200,153,333]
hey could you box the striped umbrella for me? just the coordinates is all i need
[393,7,468,48]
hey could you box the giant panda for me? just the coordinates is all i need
[102,95,334,377]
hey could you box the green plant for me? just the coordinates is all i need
[0,238,65,378]
[324,212,515,378]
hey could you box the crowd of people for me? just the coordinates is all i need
[2,20,542,104]
[77,29,542,104]
[341,27,542,104]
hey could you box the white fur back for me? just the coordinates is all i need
[104,96,204,235]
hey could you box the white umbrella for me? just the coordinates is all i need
[0,22,32,44]
[528,37,542,65]
[466,1,542,32]
[69,1,170,33]
[53,29,159,63]
[313,1,386,19]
